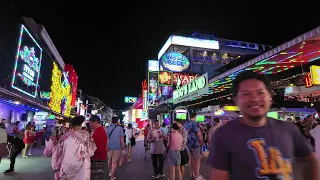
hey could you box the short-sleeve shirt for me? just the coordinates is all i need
[92,126,108,160]
[106,124,124,150]
[184,120,200,148]
[207,118,313,180]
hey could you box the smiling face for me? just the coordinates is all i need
[234,79,271,122]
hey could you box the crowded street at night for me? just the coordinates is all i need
[0,1,320,180]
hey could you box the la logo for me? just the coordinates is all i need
[248,139,293,180]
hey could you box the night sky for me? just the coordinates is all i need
[11,1,319,109]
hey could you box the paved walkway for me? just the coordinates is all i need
[0,141,212,180]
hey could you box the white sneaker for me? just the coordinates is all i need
[195,175,206,180]
[109,173,116,179]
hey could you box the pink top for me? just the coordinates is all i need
[168,132,183,151]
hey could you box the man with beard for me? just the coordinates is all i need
[208,71,319,180]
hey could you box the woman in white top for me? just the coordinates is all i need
[125,123,135,161]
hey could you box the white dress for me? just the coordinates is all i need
[125,128,134,144]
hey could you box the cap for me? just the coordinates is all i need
[89,115,100,122]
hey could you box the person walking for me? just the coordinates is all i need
[207,117,220,151]
[89,115,108,180]
[125,123,135,161]
[160,122,168,148]
[147,120,166,179]
[22,126,36,157]
[166,123,183,180]
[3,121,24,175]
[144,124,151,158]
[44,116,96,180]
[106,117,125,180]
[208,71,319,180]
[174,119,189,177]
[184,113,206,180]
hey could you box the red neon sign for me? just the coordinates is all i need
[173,73,199,86]
[142,79,148,90]
[305,73,313,88]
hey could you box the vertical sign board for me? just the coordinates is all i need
[310,65,320,85]
[148,60,159,107]
[172,73,208,104]
[12,25,43,98]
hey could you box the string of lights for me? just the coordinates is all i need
[186,73,308,107]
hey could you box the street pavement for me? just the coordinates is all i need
[0,140,212,180]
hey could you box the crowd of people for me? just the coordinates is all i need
[0,72,319,180]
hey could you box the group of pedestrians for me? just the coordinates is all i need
[44,115,112,180]
[145,113,208,180]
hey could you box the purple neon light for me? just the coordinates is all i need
[11,24,43,98]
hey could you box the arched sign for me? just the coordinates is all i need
[160,52,190,72]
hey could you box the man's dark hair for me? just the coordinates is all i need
[171,123,179,130]
[190,112,197,119]
[111,117,118,124]
[71,116,85,127]
[213,117,220,124]
[89,115,100,123]
[231,71,272,97]
[175,119,183,124]
[154,120,159,123]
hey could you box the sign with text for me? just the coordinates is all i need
[310,65,320,85]
[124,96,138,103]
[160,52,190,72]
[173,73,199,88]
[12,25,43,98]
[173,73,208,104]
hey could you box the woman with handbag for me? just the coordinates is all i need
[125,123,136,161]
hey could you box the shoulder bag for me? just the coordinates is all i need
[108,125,118,138]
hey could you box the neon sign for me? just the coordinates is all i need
[305,73,313,88]
[49,62,72,116]
[160,52,190,72]
[173,73,208,104]
[12,25,43,98]
[124,96,138,103]
[173,73,199,87]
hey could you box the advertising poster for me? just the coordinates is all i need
[158,71,173,86]
[12,25,43,98]
[148,72,158,94]
[148,93,157,106]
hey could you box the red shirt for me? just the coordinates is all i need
[91,126,108,160]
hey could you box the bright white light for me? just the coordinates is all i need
[14,101,20,105]
[158,35,220,59]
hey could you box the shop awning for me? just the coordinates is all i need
[209,26,320,83]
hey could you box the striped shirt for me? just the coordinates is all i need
[178,127,188,151]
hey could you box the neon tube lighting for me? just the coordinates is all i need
[11,24,43,98]
[158,35,219,59]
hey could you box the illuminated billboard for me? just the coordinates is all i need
[49,62,72,116]
[148,60,159,72]
[160,52,190,72]
[11,25,43,98]
[158,71,173,86]
[124,96,138,103]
